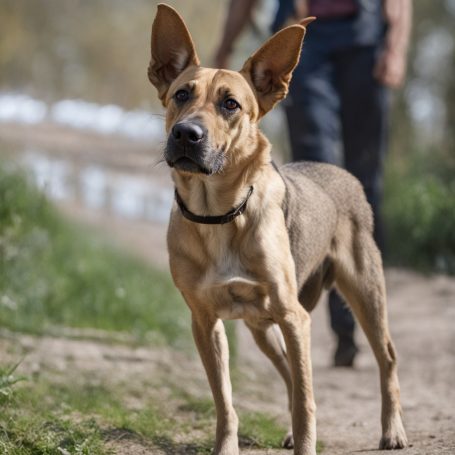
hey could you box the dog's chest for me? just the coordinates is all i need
[197,237,270,322]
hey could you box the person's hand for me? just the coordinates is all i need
[374,47,407,88]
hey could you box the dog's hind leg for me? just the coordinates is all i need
[333,228,408,450]
[245,321,295,448]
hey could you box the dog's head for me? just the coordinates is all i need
[148,4,312,176]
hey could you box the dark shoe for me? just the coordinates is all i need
[334,335,358,367]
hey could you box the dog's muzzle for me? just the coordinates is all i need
[165,121,224,175]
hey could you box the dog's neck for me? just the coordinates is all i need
[171,130,271,218]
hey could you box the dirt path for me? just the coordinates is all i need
[3,268,454,454]
[239,269,455,454]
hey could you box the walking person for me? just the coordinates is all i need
[214,0,411,366]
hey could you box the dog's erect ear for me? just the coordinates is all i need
[240,22,312,117]
[148,4,200,105]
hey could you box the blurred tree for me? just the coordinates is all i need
[0,0,226,109]
[392,0,455,154]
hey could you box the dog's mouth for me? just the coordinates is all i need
[169,156,211,175]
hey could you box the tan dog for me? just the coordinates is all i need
[148,4,407,455]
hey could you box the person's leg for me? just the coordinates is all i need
[285,49,358,366]
[330,45,389,366]
[329,292,358,366]
[284,47,340,164]
[336,46,390,253]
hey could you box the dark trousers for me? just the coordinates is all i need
[284,45,389,339]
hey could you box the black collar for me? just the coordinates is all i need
[174,186,254,225]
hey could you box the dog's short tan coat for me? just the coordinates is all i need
[148,5,407,454]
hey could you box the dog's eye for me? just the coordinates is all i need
[174,89,189,103]
[223,98,240,111]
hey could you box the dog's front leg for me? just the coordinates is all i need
[272,294,317,455]
[191,310,239,455]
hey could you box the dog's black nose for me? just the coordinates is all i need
[172,122,205,144]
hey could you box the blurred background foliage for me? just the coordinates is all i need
[0,161,190,345]
[0,0,224,109]
[383,0,455,273]
[0,0,454,274]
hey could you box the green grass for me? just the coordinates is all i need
[0,372,300,455]
[0,163,191,346]
[384,149,455,274]
[239,412,287,449]
[0,415,106,455]
[0,367,184,454]
[1,379,134,454]
[0,362,26,406]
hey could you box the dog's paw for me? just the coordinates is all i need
[282,429,294,449]
[379,414,408,450]
[379,429,408,450]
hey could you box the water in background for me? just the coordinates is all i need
[18,148,173,224]
[0,93,164,142]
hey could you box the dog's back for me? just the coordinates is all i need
[280,161,374,310]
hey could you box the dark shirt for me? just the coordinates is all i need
[271,0,386,49]
[309,0,358,19]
